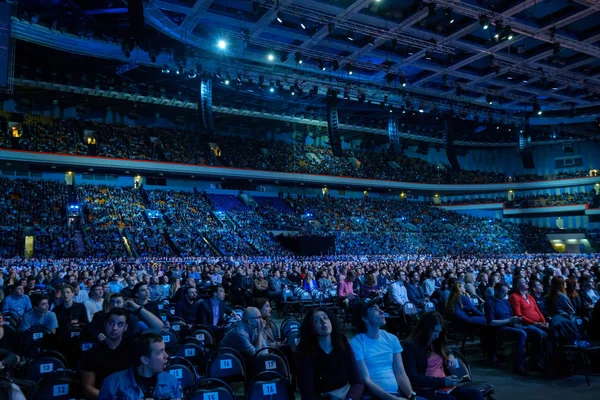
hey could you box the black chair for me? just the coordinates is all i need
[29,369,85,400]
[21,325,53,359]
[23,350,68,383]
[160,327,180,354]
[2,310,19,329]
[165,356,198,395]
[206,347,245,385]
[190,325,216,350]
[174,339,207,372]
[249,347,290,381]
[447,350,495,399]
[185,377,237,400]
[169,316,190,338]
[245,371,294,400]
[424,301,436,313]
[56,323,87,366]
[402,302,419,322]
[279,317,300,339]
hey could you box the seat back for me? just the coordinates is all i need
[403,302,419,316]
[245,371,294,400]
[169,317,189,337]
[424,301,436,313]
[166,356,198,395]
[175,340,207,372]
[282,289,293,302]
[160,328,180,354]
[279,317,300,339]
[447,350,471,380]
[250,348,290,381]
[21,325,53,358]
[190,326,216,350]
[268,320,280,342]
[30,369,84,400]
[206,347,245,384]
[25,351,68,383]
[471,297,480,308]
[185,378,237,400]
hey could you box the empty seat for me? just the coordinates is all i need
[245,371,294,400]
[206,347,245,384]
[185,377,236,400]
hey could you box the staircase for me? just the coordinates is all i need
[74,230,85,254]
[239,194,258,210]
[201,232,224,256]
[161,231,181,257]
[120,229,137,257]
[213,211,236,230]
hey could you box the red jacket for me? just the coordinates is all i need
[509,293,546,325]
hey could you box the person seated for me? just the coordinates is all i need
[545,276,583,345]
[509,277,549,330]
[529,279,548,318]
[254,271,269,298]
[338,270,357,307]
[303,271,318,291]
[98,333,181,400]
[360,273,379,299]
[197,285,237,337]
[579,275,599,310]
[446,283,486,330]
[485,282,546,375]
[2,285,32,318]
[54,284,88,328]
[84,283,105,323]
[254,298,284,349]
[350,301,419,400]
[268,270,284,301]
[19,294,59,334]
[131,282,160,318]
[0,314,19,354]
[402,312,484,400]
[406,272,427,310]
[565,276,585,315]
[388,271,409,307]
[175,286,201,326]
[81,308,134,400]
[297,307,364,400]
[220,306,267,360]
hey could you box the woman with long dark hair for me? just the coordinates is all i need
[402,312,483,400]
[297,307,363,400]
[546,277,576,318]
[446,283,486,329]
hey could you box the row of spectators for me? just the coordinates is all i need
[5,116,596,185]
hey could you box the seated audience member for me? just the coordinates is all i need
[131,282,160,317]
[119,277,137,299]
[545,277,583,345]
[172,277,196,303]
[446,283,486,329]
[579,275,599,309]
[98,333,180,400]
[388,271,409,306]
[84,284,105,323]
[360,273,379,299]
[297,307,364,400]
[338,270,357,306]
[268,270,284,301]
[220,306,267,360]
[303,271,318,291]
[254,298,282,348]
[107,274,124,294]
[0,347,19,374]
[509,277,548,329]
[54,284,88,328]
[148,276,166,302]
[19,294,59,334]
[73,283,89,304]
[485,283,545,375]
[565,276,585,315]
[351,301,418,400]
[529,279,548,317]
[402,312,484,400]
[2,285,32,318]
[81,308,134,400]
[407,272,427,310]
[254,271,269,298]
[24,276,40,295]
[49,284,64,311]
[175,285,200,326]
[0,314,19,354]
[197,285,237,337]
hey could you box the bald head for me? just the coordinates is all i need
[243,307,260,321]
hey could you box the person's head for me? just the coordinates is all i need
[446,282,465,314]
[133,282,149,302]
[365,273,376,287]
[345,270,356,282]
[134,333,169,374]
[211,285,225,302]
[254,298,271,320]
[185,277,196,288]
[566,276,579,297]
[31,294,49,314]
[62,284,74,303]
[409,271,420,284]
[90,283,104,299]
[549,276,566,296]
[26,276,36,288]
[0,314,4,327]
[464,272,475,285]
[104,308,129,340]
[354,301,386,333]
[299,307,345,353]
[109,293,125,309]
[494,282,509,300]
[529,280,543,296]
[12,285,24,296]
[243,307,263,329]
[185,286,198,302]
[514,277,528,293]
[111,274,119,282]
[410,311,447,348]
[579,275,594,291]
[395,270,406,283]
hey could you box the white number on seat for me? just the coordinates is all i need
[203,393,218,400]
[262,383,277,395]
[173,324,180,331]
[52,384,69,396]
[40,363,53,373]
[33,332,44,340]
[265,360,276,370]
[71,331,80,338]
[81,343,93,351]
[196,333,205,341]
[220,359,232,369]
[162,335,171,343]
[185,348,196,357]
[169,369,183,379]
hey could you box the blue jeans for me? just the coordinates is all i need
[497,324,548,368]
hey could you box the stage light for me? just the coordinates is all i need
[504,26,513,40]
[269,87,275,93]
[419,109,424,113]
[318,60,326,71]
[347,30,354,41]
[480,15,489,30]
[217,40,227,50]
[400,76,407,87]
[295,52,303,65]
[300,19,306,30]
[486,95,493,105]
[276,12,283,24]
[425,51,432,60]
[346,64,353,75]
[267,53,275,61]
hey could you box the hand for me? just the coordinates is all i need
[97,333,106,342]
[257,318,266,333]
[447,354,456,369]
[124,300,141,313]
[510,316,521,324]
[444,375,461,386]
[70,319,79,324]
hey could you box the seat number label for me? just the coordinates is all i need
[263,383,277,395]
[220,359,232,369]
[265,360,276,370]
[53,384,69,396]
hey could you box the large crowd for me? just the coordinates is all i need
[4,116,597,185]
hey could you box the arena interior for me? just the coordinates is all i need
[1,0,600,399]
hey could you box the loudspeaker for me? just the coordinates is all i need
[443,120,460,170]
[327,104,343,156]
[446,147,460,170]
[128,0,145,43]
[521,151,535,169]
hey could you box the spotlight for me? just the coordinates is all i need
[444,8,454,23]
[162,65,170,74]
[318,60,326,71]
[504,26,513,40]
[300,19,306,30]
[480,15,489,30]
[267,53,275,61]
[399,76,407,87]
[295,52,303,65]
[224,79,230,85]
[419,109,424,113]
[269,87,275,93]
[217,40,227,50]
[425,51,432,60]
[346,64,353,75]
[532,102,541,115]
[276,12,283,24]
[347,30,354,41]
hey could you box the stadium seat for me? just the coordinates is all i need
[29,369,84,400]
[168,316,189,337]
[279,317,300,339]
[424,301,436,313]
[160,327,180,354]
[21,325,54,359]
[249,347,290,381]
[245,371,294,400]
[174,338,208,372]
[23,350,68,383]
[185,377,236,400]
[206,347,245,385]
[165,356,199,395]
[448,350,495,399]
[190,325,217,350]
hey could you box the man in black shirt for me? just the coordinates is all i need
[175,286,200,326]
[80,308,133,400]
[131,282,160,318]
[54,284,88,328]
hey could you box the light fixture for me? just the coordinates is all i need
[300,19,306,30]
[480,15,489,30]
[494,21,502,39]
[504,26,513,40]
[224,79,230,85]
[267,53,275,61]
[419,109,424,113]
[217,40,227,50]
[295,52,303,65]
[486,95,493,105]
[425,51,432,60]
[400,76,407,87]
[347,30,354,41]
[269,87,275,93]
[318,60,326,71]
[346,64,353,75]
[276,12,283,24]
